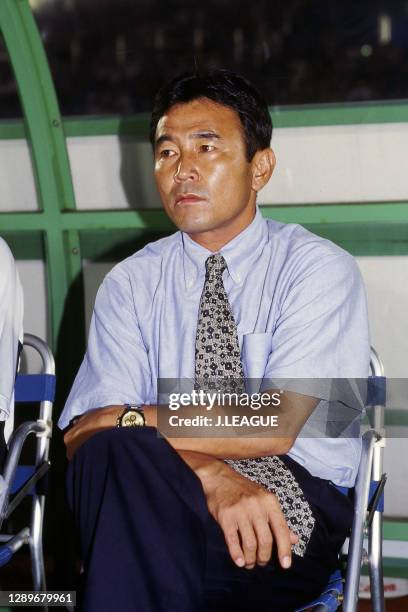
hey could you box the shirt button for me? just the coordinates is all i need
[187,280,193,288]
[236,274,241,283]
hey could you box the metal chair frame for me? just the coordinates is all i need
[296,347,386,612]
[342,347,386,612]
[0,333,55,591]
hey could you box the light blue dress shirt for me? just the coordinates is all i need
[59,207,370,487]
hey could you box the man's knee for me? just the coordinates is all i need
[73,426,159,462]
[70,426,186,488]
[68,425,208,523]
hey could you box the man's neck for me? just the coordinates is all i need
[186,208,257,252]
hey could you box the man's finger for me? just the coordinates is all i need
[237,518,258,569]
[267,504,293,569]
[222,523,245,567]
[252,513,273,566]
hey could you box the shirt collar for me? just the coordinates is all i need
[181,206,268,290]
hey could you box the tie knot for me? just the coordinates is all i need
[205,254,227,279]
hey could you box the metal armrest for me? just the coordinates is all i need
[0,420,49,521]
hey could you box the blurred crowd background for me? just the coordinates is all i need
[1,0,408,119]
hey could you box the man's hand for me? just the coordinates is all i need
[64,406,124,460]
[177,450,298,570]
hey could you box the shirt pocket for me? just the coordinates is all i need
[241,332,273,392]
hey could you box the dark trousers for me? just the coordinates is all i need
[67,428,353,612]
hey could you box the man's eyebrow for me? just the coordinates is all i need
[155,131,221,148]
[192,131,221,140]
[155,134,174,148]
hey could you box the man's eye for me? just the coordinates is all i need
[159,149,176,158]
[200,144,215,152]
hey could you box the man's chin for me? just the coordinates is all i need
[173,216,216,235]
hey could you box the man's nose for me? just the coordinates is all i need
[174,154,199,182]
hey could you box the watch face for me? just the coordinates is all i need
[122,410,144,427]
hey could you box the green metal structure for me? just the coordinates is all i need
[2,1,408,347]
[0,0,408,567]
[0,0,77,348]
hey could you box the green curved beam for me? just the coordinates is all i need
[0,0,77,347]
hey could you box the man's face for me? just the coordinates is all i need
[153,98,263,247]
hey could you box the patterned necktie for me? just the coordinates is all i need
[194,254,244,394]
[194,253,315,556]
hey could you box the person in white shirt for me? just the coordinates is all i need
[0,237,24,465]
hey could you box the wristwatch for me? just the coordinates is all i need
[116,405,146,428]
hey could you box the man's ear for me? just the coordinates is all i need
[251,148,276,192]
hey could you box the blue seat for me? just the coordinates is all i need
[296,569,344,612]
[0,333,55,590]
[296,348,386,612]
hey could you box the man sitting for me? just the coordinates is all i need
[60,70,370,611]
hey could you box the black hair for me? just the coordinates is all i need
[149,70,272,161]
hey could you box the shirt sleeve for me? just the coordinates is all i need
[263,250,370,384]
[0,239,24,422]
[58,267,152,430]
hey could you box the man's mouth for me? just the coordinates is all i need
[175,193,206,205]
